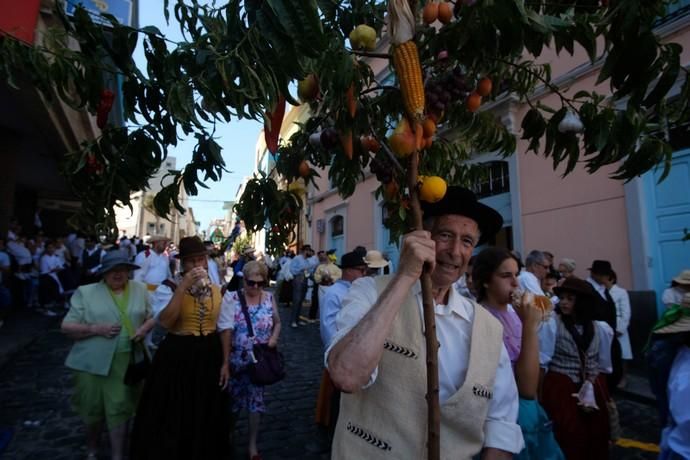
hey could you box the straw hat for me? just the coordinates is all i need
[364,250,390,269]
[673,270,690,286]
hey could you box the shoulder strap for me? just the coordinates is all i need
[238,289,255,338]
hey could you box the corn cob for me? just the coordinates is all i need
[393,41,425,121]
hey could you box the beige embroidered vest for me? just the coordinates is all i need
[332,276,504,460]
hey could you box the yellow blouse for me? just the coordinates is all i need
[169,285,222,336]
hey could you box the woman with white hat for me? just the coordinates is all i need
[662,270,690,309]
[61,252,154,460]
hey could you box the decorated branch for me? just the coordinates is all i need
[0,0,687,256]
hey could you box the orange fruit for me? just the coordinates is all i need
[422,1,439,24]
[476,77,493,97]
[298,160,310,177]
[438,2,453,24]
[422,118,437,138]
[466,92,482,113]
[389,132,416,157]
[419,176,447,203]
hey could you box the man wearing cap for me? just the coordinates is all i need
[133,235,172,290]
[315,251,370,437]
[320,252,369,348]
[587,260,621,387]
[204,241,223,285]
[327,186,523,459]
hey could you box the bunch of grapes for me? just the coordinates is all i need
[370,157,394,184]
[425,67,469,119]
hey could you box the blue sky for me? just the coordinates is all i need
[134,2,261,233]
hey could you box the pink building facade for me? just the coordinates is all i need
[306,10,690,311]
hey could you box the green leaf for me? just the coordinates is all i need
[643,57,680,108]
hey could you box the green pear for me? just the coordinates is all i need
[349,24,376,50]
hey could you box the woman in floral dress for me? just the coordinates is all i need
[224,260,281,460]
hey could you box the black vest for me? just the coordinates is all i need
[82,249,101,270]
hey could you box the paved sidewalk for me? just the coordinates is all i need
[0,304,330,460]
[0,308,60,368]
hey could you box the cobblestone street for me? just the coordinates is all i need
[0,305,662,459]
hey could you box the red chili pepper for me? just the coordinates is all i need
[264,94,286,154]
[96,89,115,129]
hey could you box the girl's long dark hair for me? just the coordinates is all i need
[472,247,518,303]
[559,289,596,354]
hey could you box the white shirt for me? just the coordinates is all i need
[610,284,631,333]
[517,270,544,295]
[40,253,65,293]
[68,237,85,262]
[662,287,685,308]
[7,240,32,265]
[55,245,70,266]
[207,258,222,285]
[326,276,524,454]
[133,250,171,285]
[453,274,476,300]
[151,284,234,331]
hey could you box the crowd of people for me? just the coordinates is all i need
[3,187,689,459]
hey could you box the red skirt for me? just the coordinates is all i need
[541,372,610,460]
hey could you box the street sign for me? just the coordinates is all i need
[65,0,133,27]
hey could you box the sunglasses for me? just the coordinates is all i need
[245,279,265,288]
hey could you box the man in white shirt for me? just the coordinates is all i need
[134,236,172,289]
[204,241,223,285]
[327,186,523,459]
[517,250,549,296]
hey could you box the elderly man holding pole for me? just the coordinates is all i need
[327,186,524,460]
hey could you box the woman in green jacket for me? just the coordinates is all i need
[61,251,155,460]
